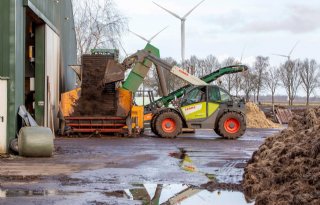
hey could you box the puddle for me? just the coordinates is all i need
[169,148,198,173]
[0,185,252,204]
[105,183,253,205]
[0,189,83,198]
[169,148,244,183]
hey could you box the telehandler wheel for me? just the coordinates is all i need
[218,112,246,139]
[214,127,221,137]
[155,112,182,138]
[150,113,160,136]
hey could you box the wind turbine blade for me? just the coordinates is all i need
[129,30,149,43]
[153,1,182,19]
[183,0,206,19]
[288,41,299,56]
[240,45,247,63]
[149,26,169,42]
[272,53,289,58]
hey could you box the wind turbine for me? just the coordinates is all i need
[153,0,206,63]
[272,41,299,61]
[129,26,168,44]
[129,26,170,97]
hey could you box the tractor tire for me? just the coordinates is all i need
[218,112,246,139]
[150,113,160,136]
[155,112,182,138]
[214,127,222,137]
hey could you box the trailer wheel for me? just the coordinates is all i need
[155,112,182,138]
[218,112,246,139]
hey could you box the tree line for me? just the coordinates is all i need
[71,0,320,106]
[142,55,320,106]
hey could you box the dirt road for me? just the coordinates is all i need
[0,129,280,205]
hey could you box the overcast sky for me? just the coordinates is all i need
[116,0,320,67]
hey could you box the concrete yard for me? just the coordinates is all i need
[0,129,280,205]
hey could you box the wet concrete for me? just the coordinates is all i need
[0,128,281,204]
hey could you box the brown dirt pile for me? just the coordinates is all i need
[243,108,320,205]
[72,55,124,116]
[246,102,281,128]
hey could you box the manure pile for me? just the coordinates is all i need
[243,108,320,205]
[72,55,124,116]
[246,102,280,128]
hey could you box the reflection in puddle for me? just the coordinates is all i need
[0,184,253,204]
[0,189,83,198]
[106,184,253,205]
[169,148,245,184]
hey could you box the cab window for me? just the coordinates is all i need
[181,86,206,106]
[208,86,221,102]
[220,88,232,102]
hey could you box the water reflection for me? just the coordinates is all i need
[117,184,253,205]
[0,189,82,198]
[0,184,253,204]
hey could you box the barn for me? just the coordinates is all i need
[0,0,77,153]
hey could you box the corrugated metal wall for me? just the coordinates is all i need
[0,0,25,148]
[0,0,77,151]
[60,0,77,91]
[0,0,12,77]
[29,0,61,30]
[28,0,77,91]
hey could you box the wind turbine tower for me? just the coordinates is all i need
[153,0,206,63]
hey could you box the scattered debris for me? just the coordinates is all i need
[275,107,293,124]
[246,102,281,128]
[243,108,320,205]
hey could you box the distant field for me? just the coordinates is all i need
[260,102,320,107]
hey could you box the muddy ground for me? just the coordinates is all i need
[0,129,280,205]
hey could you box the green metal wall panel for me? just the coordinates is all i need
[13,0,26,144]
[28,0,61,30]
[35,25,45,126]
[0,0,25,148]
[60,0,77,92]
[25,0,77,92]
[0,0,11,77]
[0,0,76,152]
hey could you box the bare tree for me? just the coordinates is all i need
[233,73,243,97]
[253,56,269,103]
[202,55,220,76]
[241,70,257,102]
[73,0,127,62]
[184,55,200,76]
[265,66,281,110]
[280,60,302,106]
[220,57,237,93]
[299,59,320,106]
